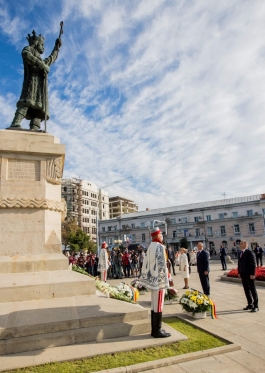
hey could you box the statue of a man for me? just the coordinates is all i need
[10,30,62,131]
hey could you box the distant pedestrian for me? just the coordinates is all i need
[196,242,210,296]
[219,245,227,270]
[254,244,263,267]
[98,242,109,282]
[179,248,189,289]
[167,246,176,275]
[238,240,259,312]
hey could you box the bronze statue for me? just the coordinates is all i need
[10,23,63,131]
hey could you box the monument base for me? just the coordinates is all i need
[0,294,150,355]
[0,254,68,273]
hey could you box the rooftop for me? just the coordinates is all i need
[105,194,264,221]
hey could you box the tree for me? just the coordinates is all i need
[180,237,189,250]
[68,228,90,252]
[61,219,79,250]
[61,219,96,253]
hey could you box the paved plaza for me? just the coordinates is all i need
[0,258,265,372]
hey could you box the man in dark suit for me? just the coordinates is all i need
[219,245,227,270]
[167,246,176,275]
[196,242,210,296]
[238,240,259,312]
[254,244,263,267]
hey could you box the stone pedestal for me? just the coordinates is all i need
[0,130,95,299]
[0,130,65,258]
[0,130,150,357]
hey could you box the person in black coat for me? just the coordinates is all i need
[219,245,227,270]
[238,240,259,312]
[253,244,263,267]
[196,242,210,296]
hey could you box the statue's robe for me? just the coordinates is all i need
[16,46,59,121]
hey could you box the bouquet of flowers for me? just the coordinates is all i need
[115,282,134,298]
[72,266,139,303]
[164,288,178,301]
[180,289,212,315]
[130,279,148,292]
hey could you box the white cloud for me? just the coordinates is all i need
[1,0,265,211]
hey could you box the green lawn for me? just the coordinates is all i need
[3,318,227,373]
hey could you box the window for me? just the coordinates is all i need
[247,210,253,217]
[108,226,112,231]
[232,212,238,218]
[140,222,145,228]
[249,223,255,234]
[234,224,240,234]
[194,216,200,222]
[64,187,67,192]
[195,228,200,237]
[220,225,226,235]
[170,218,176,224]
[182,217,188,223]
[108,237,113,245]
[173,231,176,238]
[132,234,136,242]
[206,215,211,221]
[142,233,146,242]
[219,213,224,219]
[131,223,135,229]
[262,208,265,215]
[114,225,117,231]
[207,227,213,236]
[114,235,118,241]
[102,236,106,243]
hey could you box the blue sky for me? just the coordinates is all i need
[1,0,265,210]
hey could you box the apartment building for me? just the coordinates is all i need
[61,178,109,241]
[98,194,265,250]
[109,196,138,219]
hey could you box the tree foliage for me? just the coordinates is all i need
[179,237,189,249]
[62,219,96,252]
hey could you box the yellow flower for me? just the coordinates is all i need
[190,296,197,302]
[185,290,191,295]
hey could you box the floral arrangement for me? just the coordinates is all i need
[72,265,138,303]
[227,267,265,281]
[164,288,178,301]
[180,289,212,315]
[130,279,148,292]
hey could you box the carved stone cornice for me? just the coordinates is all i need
[0,197,65,213]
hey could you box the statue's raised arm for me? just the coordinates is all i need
[9,24,63,132]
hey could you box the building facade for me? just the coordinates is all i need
[99,194,265,250]
[61,178,109,241]
[109,196,138,219]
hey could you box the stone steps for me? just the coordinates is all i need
[0,319,150,355]
[0,294,150,355]
[0,269,96,302]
